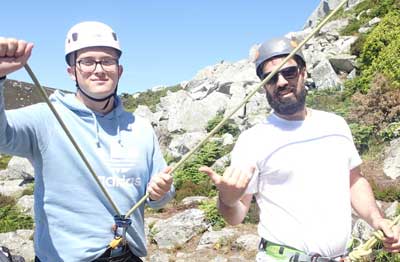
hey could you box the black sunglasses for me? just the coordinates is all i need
[261,66,300,85]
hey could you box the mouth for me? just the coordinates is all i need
[277,88,293,98]
[91,79,108,84]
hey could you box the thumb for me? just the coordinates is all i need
[23,43,34,60]
[199,166,221,184]
[380,222,394,239]
[162,166,173,174]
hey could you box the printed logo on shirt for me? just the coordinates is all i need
[108,144,141,174]
[98,175,142,188]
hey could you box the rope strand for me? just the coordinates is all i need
[348,214,400,261]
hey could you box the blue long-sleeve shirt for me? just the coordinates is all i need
[0,79,175,261]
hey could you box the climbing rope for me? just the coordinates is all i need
[124,0,350,218]
[25,0,397,258]
[348,214,400,261]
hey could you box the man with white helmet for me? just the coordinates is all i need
[0,21,174,262]
[200,36,400,261]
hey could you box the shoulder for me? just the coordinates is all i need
[310,109,353,138]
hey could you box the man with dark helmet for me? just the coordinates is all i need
[200,36,400,261]
[0,21,175,261]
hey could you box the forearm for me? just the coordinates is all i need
[350,167,383,229]
[217,193,252,226]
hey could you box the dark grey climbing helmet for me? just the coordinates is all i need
[255,37,305,79]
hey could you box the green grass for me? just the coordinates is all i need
[0,194,34,233]
[0,154,12,170]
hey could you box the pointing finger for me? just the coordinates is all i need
[199,166,221,185]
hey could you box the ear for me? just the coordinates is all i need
[300,66,307,78]
[118,65,123,78]
[67,66,76,81]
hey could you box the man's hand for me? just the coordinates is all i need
[199,166,254,207]
[0,38,34,77]
[147,166,173,201]
[374,218,400,253]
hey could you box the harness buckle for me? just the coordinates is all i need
[309,252,322,262]
[109,215,132,250]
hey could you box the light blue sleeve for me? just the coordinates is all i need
[0,79,46,159]
[146,131,175,209]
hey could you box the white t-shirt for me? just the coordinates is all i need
[231,109,362,257]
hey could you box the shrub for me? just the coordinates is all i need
[352,11,400,93]
[366,35,400,89]
[174,141,224,199]
[121,84,181,112]
[306,88,349,117]
[371,181,400,202]
[175,180,216,202]
[348,74,400,133]
[206,112,240,138]
[349,123,374,154]
[379,122,400,141]
[373,251,400,262]
[340,0,400,36]
[199,199,226,230]
[350,34,367,57]
[343,9,400,96]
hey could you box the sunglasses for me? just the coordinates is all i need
[261,66,300,85]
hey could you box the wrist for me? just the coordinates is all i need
[0,75,6,80]
[370,211,385,229]
[218,192,239,208]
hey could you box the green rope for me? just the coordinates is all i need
[348,214,400,261]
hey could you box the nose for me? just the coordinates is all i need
[93,62,106,74]
[276,73,289,87]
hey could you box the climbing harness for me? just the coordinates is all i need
[259,238,347,262]
[109,215,132,252]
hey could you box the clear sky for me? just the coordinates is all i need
[2,1,320,94]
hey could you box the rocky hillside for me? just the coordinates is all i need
[2,79,58,110]
[1,0,400,261]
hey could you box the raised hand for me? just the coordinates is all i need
[147,166,173,201]
[0,38,34,77]
[199,166,254,207]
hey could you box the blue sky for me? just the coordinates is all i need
[2,1,320,94]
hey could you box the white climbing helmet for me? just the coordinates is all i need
[65,21,122,65]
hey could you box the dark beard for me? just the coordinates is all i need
[266,86,307,115]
